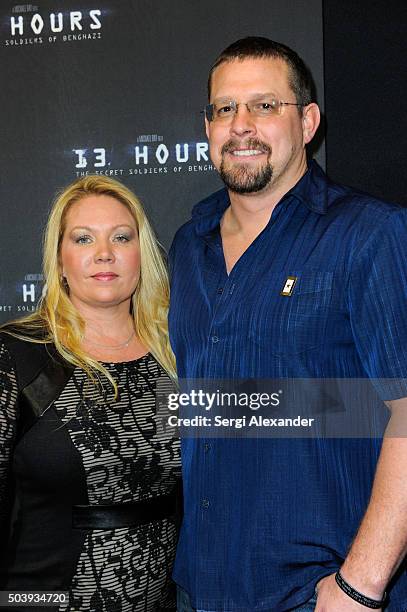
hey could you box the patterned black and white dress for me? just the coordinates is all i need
[0,337,180,611]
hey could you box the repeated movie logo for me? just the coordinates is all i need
[3,5,104,47]
[72,135,216,178]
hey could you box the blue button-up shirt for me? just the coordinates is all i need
[168,162,407,611]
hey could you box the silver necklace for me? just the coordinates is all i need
[84,330,135,350]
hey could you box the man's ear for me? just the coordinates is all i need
[302,103,320,145]
[205,117,210,140]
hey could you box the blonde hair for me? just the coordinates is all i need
[2,175,176,391]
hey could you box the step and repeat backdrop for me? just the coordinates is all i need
[0,0,324,322]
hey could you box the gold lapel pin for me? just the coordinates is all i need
[280,276,298,297]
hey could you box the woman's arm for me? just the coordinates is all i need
[0,340,19,556]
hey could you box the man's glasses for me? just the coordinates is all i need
[204,97,305,122]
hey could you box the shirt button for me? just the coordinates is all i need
[202,499,210,508]
[211,336,219,343]
[204,443,211,452]
[217,287,224,294]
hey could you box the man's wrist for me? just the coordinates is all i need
[335,571,387,609]
[339,563,387,601]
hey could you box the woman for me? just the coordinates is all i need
[0,175,180,611]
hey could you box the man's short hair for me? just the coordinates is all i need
[208,36,313,108]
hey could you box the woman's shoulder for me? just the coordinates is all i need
[0,326,48,355]
[0,320,48,339]
[0,326,53,390]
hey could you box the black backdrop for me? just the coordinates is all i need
[0,0,325,321]
[3,1,406,323]
[323,0,407,204]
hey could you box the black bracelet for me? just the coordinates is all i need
[335,571,387,609]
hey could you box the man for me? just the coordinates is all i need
[169,37,407,611]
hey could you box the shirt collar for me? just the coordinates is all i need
[286,159,329,215]
[192,188,230,237]
[193,160,329,237]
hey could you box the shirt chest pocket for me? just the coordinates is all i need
[248,271,334,356]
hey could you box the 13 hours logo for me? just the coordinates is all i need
[4,8,104,45]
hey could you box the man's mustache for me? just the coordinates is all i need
[221,139,272,155]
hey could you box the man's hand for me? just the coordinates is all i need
[315,574,382,612]
[314,410,407,612]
